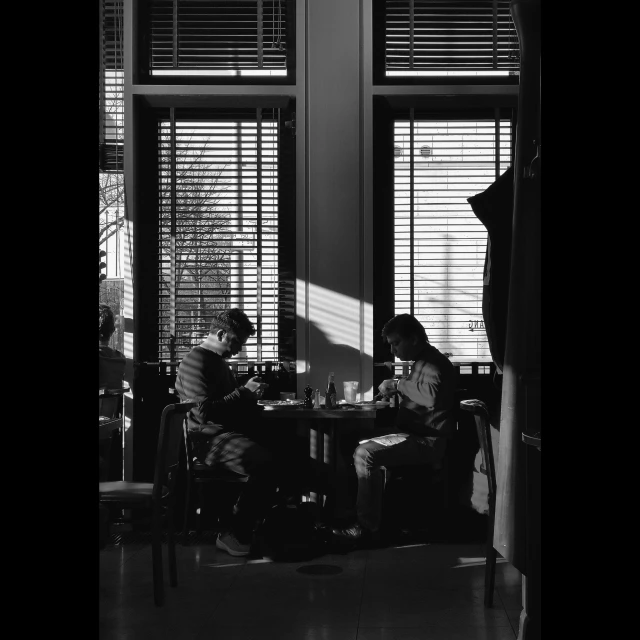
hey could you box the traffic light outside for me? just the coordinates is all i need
[99,249,107,284]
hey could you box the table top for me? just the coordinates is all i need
[259,404,386,419]
[99,386,130,396]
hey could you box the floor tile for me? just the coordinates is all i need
[100,590,216,627]
[495,585,522,611]
[207,584,363,628]
[99,619,200,640]
[104,546,246,590]
[194,626,359,640]
[363,544,520,591]
[505,609,522,638]
[358,599,511,629]
[357,626,516,640]
[100,543,148,570]
[231,551,367,590]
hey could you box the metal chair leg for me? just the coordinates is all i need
[182,471,192,546]
[196,483,203,537]
[484,502,497,607]
[485,545,497,607]
[167,504,178,588]
[151,507,165,606]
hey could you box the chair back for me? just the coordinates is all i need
[99,387,131,481]
[99,386,129,421]
[459,399,496,507]
[152,402,196,502]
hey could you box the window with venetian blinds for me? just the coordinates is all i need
[99,0,126,288]
[100,0,124,170]
[382,0,520,77]
[156,108,287,364]
[147,0,292,78]
[393,110,512,362]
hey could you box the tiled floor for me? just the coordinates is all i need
[99,534,522,640]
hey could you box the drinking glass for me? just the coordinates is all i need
[343,381,359,403]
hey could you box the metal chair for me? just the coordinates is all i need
[460,399,497,607]
[181,423,249,546]
[98,386,129,481]
[99,401,195,606]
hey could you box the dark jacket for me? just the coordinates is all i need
[175,346,262,437]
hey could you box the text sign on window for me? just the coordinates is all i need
[230,233,256,248]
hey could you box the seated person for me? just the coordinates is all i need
[99,304,126,417]
[332,313,456,545]
[99,304,126,479]
[175,308,278,557]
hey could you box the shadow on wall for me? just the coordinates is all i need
[298,317,373,400]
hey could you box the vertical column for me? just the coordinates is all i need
[256,108,263,361]
[361,0,374,400]
[122,0,138,482]
[302,0,373,397]
[295,0,308,393]
[169,108,177,362]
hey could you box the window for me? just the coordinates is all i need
[99,0,126,352]
[373,1,518,367]
[145,0,295,82]
[374,0,519,82]
[156,107,293,363]
[392,109,513,362]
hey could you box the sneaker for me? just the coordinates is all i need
[216,531,251,557]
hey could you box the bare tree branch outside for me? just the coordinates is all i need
[158,132,233,360]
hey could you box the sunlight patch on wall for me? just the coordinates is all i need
[123,218,134,360]
[298,280,373,355]
[124,332,134,361]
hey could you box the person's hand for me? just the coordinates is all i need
[378,378,398,398]
[244,376,268,397]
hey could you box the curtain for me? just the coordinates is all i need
[493,0,540,575]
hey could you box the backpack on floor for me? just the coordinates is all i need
[260,501,327,562]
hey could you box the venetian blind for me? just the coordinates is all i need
[99,0,126,285]
[385,0,520,76]
[100,0,124,170]
[158,108,281,363]
[149,0,289,75]
[393,111,512,362]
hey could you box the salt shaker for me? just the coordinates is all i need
[314,389,321,409]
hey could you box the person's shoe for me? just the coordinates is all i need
[332,523,386,549]
[216,531,251,557]
[331,523,367,544]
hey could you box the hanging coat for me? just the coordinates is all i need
[467,165,514,374]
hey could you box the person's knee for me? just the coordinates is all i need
[354,444,375,477]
